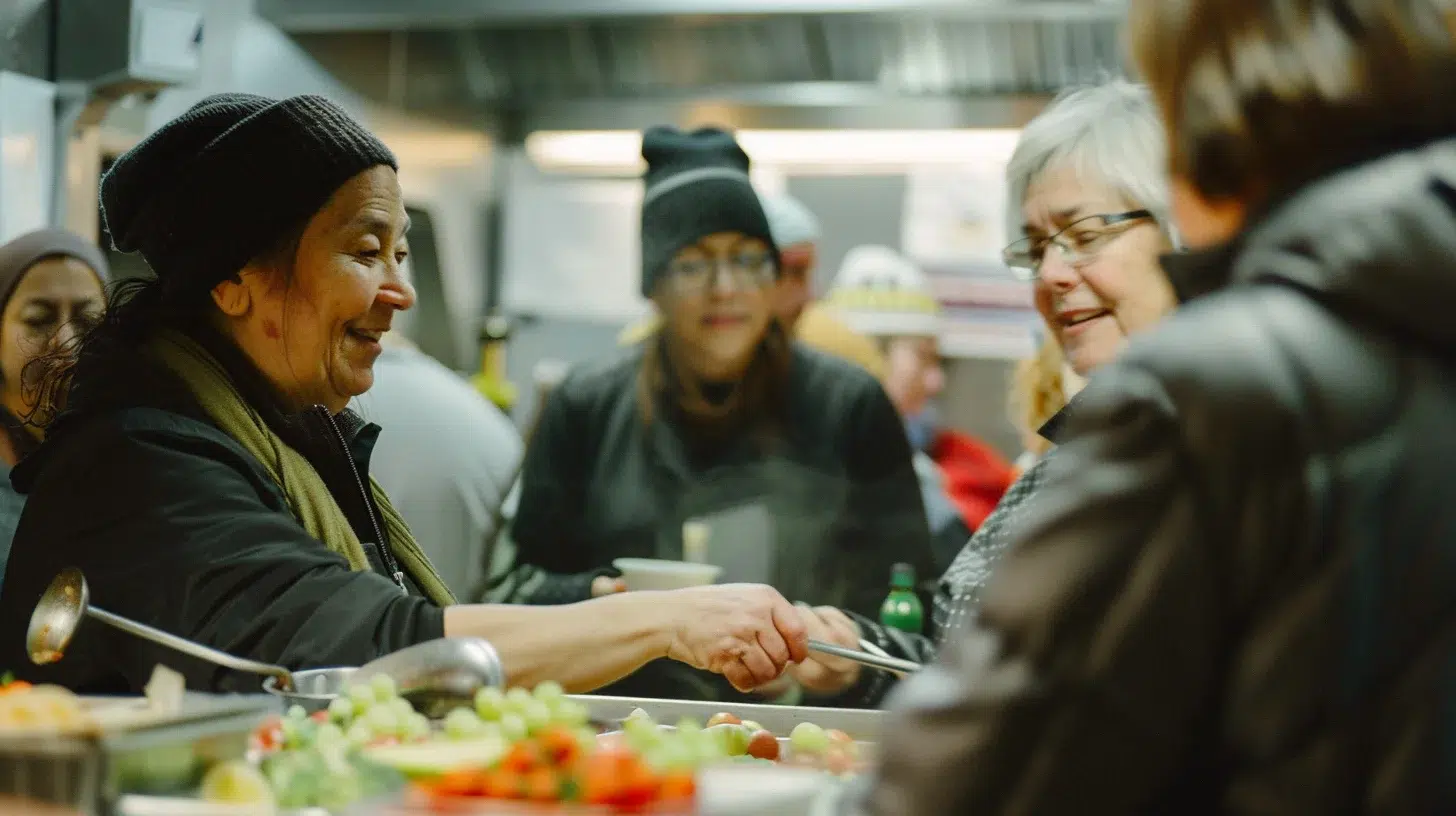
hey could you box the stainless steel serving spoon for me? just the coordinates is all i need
[28,567,296,689]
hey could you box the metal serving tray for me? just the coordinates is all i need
[567,695,886,741]
[0,693,279,815]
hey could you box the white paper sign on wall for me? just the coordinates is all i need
[0,71,56,244]
[501,157,651,323]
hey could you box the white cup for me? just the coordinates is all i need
[612,558,723,591]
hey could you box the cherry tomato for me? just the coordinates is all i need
[500,741,543,774]
[826,728,853,745]
[706,712,741,727]
[310,710,331,724]
[746,730,780,761]
[538,726,582,767]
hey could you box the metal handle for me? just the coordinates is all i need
[808,638,921,675]
[87,606,294,688]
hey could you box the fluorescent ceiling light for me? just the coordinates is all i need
[526,129,1021,173]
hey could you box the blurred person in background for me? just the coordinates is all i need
[621,190,888,379]
[353,329,523,600]
[825,244,1014,569]
[498,126,933,704]
[1006,331,1070,473]
[0,230,108,580]
[803,79,1184,708]
[0,95,808,696]
[864,1,1456,812]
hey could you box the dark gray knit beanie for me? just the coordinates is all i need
[639,126,777,297]
[100,93,397,295]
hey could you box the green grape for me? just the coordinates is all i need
[625,707,653,724]
[706,723,750,757]
[504,687,533,710]
[444,708,484,740]
[370,674,398,702]
[387,697,415,721]
[789,722,830,755]
[550,699,590,728]
[739,720,764,733]
[404,713,431,741]
[365,705,400,736]
[347,684,376,716]
[520,700,552,735]
[315,722,346,747]
[674,717,703,734]
[287,704,308,721]
[345,721,374,748]
[327,696,354,725]
[474,687,505,721]
[498,712,528,742]
[532,681,565,703]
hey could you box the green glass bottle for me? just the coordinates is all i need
[879,563,924,635]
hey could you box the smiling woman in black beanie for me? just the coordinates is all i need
[495,126,935,706]
[0,95,811,696]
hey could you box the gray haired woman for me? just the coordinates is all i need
[794,78,1186,706]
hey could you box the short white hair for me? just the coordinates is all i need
[1005,78,1180,247]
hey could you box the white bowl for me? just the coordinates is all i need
[612,558,723,591]
[697,764,838,815]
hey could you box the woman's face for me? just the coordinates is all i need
[882,335,944,419]
[1023,163,1176,377]
[656,231,775,382]
[219,165,415,413]
[0,257,104,415]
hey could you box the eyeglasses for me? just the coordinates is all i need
[1001,210,1154,281]
[665,250,776,295]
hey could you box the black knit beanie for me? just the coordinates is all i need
[100,93,397,295]
[639,126,777,297]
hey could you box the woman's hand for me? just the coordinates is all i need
[662,584,809,692]
[787,604,862,695]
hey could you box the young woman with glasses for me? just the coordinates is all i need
[491,126,935,707]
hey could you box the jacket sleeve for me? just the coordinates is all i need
[37,419,445,693]
[488,386,616,605]
[865,366,1223,816]
[836,381,937,619]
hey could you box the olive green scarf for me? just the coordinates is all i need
[150,330,456,607]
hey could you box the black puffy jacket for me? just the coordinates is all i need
[867,141,1456,814]
[0,328,444,694]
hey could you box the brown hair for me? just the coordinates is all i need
[637,321,791,450]
[1129,0,1456,203]
[1008,338,1067,458]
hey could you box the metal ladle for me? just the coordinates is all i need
[27,567,295,690]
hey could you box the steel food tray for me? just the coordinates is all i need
[0,693,279,815]
[568,695,885,741]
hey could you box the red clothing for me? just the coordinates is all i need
[929,429,1015,531]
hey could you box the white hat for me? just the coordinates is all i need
[758,192,821,248]
[826,245,941,338]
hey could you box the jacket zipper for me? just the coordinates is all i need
[314,405,406,594]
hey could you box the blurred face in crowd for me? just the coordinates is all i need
[212,165,416,414]
[1022,163,1176,376]
[0,257,105,424]
[773,241,817,330]
[657,231,776,383]
[882,335,944,420]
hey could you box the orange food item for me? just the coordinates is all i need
[659,770,696,801]
[524,767,560,802]
[538,726,583,767]
[0,681,33,696]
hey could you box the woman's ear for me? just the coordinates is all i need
[211,275,252,318]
